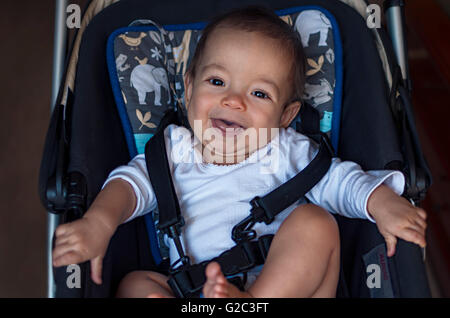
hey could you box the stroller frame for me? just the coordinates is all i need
[48,0,68,298]
[45,0,427,298]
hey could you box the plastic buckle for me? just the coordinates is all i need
[257,235,273,261]
[221,241,257,275]
[250,196,274,225]
[167,274,186,298]
[231,215,256,243]
[240,240,257,269]
[168,264,204,298]
[227,275,246,291]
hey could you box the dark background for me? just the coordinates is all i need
[0,0,448,297]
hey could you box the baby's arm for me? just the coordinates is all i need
[286,130,425,255]
[304,157,426,255]
[52,178,137,284]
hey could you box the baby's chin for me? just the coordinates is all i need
[196,130,274,165]
[188,118,279,163]
[201,139,249,164]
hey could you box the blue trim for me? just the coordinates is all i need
[108,22,207,38]
[275,6,344,152]
[144,213,162,265]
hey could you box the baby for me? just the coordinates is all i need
[52,6,427,298]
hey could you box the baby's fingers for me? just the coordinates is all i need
[398,227,426,248]
[384,233,397,257]
[55,223,73,238]
[416,208,427,220]
[54,234,73,247]
[53,249,83,268]
[53,240,86,266]
[402,219,426,237]
[413,216,427,234]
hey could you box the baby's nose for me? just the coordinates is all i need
[221,92,246,110]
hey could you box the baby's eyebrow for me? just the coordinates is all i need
[200,63,228,74]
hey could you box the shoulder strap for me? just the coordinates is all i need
[232,103,334,241]
[232,131,333,242]
[145,108,189,264]
[262,103,334,216]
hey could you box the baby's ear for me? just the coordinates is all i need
[183,72,193,108]
[280,101,301,128]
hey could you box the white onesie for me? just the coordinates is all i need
[103,124,405,283]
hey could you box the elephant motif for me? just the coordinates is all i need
[303,78,333,107]
[173,30,192,76]
[295,10,331,47]
[320,111,333,133]
[130,57,171,106]
[116,54,130,72]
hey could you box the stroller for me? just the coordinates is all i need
[39,0,432,298]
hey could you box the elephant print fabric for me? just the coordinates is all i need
[293,10,336,137]
[111,9,337,143]
[114,30,174,140]
[113,28,202,142]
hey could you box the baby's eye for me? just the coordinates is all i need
[209,78,224,86]
[252,90,269,99]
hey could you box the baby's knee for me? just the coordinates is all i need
[116,270,156,298]
[288,204,340,245]
[116,271,141,297]
[290,203,331,221]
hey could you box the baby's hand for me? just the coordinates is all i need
[52,212,114,285]
[367,185,427,257]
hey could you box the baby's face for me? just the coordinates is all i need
[184,27,300,164]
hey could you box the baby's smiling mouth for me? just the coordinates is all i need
[211,118,245,136]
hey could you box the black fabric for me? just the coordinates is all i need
[296,102,320,137]
[39,0,430,298]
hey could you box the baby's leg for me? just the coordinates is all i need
[203,204,340,298]
[116,270,174,298]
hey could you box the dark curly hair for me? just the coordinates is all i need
[185,5,306,106]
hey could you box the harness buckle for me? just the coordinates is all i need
[250,196,274,224]
[167,263,205,298]
[232,196,276,243]
[231,215,256,243]
[217,240,257,275]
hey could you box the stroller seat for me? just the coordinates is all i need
[39,0,432,298]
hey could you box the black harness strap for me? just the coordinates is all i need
[145,109,188,264]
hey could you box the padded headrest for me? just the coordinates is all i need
[107,7,342,156]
